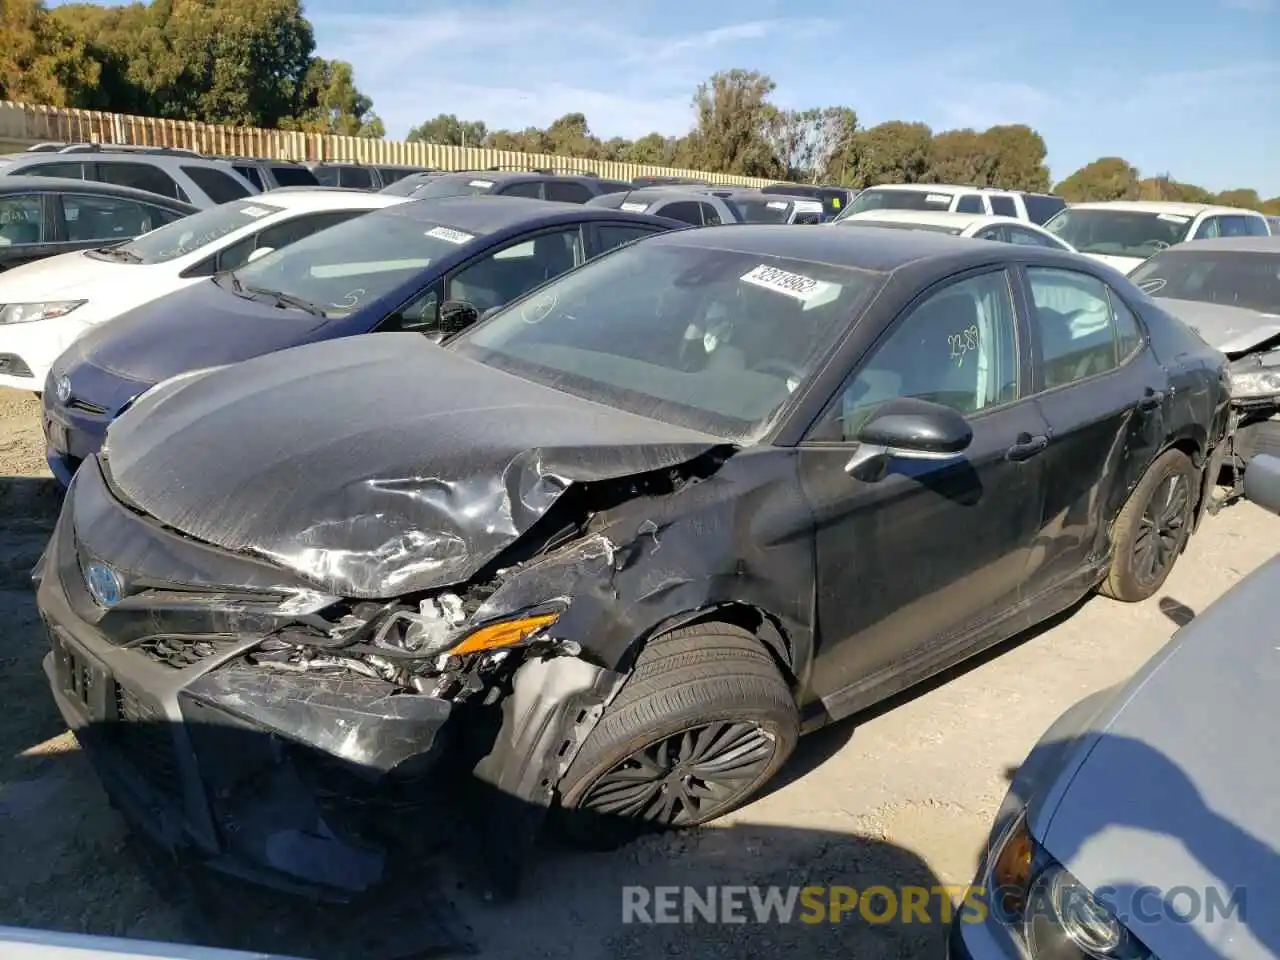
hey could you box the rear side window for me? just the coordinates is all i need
[501,181,544,199]
[0,195,45,244]
[698,202,723,225]
[989,195,1017,217]
[956,194,985,214]
[97,162,183,200]
[339,166,374,190]
[181,165,252,203]
[313,167,341,187]
[59,194,159,242]
[376,168,414,186]
[1023,195,1066,225]
[656,201,704,225]
[1243,216,1270,238]
[270,165,319,187]
[546,181,593,203]
[17,161,85,180]
[234,164,264,190]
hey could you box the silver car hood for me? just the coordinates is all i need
[1038,555,1280,960]
[1157,297,1280,356]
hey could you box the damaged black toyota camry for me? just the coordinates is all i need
[35,225,1230,899]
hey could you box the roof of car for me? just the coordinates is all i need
[428,170,566,185]
[1165,235,1280,254]
[1067,200,1265,217]
[860,183,976,194]
[388,195,670,234]
[839,210,1027,230]
[646,221,1027,272]
[249,189,407,212]
[0,175,199,210]
[3,152,235,171]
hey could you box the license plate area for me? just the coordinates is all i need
[49,626,113,720]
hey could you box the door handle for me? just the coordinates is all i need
[1006,432,1049,462]
[1138,388,1165,411]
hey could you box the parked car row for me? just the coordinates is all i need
[3,170,1244,917]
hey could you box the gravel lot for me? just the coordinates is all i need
[1,383,1276,959]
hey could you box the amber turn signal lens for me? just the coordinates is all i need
[990,813,1036,916]
[449,613,561,656]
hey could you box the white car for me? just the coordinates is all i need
[835,209,1077,251]
[832,183,1067,225]
[0,189,409,392]
[1043,200,1272,275]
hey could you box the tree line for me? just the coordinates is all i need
[2,2,1276,212]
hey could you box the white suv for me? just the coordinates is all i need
[832,183,1067,225]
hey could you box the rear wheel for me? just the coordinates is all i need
[1100,448,1197,602]
[557,623,799,849]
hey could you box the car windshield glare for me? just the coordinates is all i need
[230,212,480,317]
[448,241,885,442]
[843,220,964,235]
[1044,209,1194,258]
[411,176,497,199]
[101,199,285,264]
[1130,250,1280,314]
[725,199,791,224]
[844,188,954,216]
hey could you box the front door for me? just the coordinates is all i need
[798,267,1050,715]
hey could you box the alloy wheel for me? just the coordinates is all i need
[577,720,777,826]
[1132,472,1190,586]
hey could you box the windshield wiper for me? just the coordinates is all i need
[243,283,326,317]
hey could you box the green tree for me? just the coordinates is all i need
[682,69,784,179]
[1054,157,1140,201]
[407,113,487,147]
[842,120,933,187]
[1215,187,1262,209]
[287,57,383,137]
[926,128,994,185]
[0,0,99,106]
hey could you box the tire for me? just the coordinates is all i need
[556,622,799,849]
[1100,448,1198,602]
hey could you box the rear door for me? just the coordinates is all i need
[1016,264,1162,598]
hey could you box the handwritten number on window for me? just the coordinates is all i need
[947,324,980,366]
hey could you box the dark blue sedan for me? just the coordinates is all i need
[41,196,684,485]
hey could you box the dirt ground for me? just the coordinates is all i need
[1,383,1277,960]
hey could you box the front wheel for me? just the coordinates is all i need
[556,623,799,849]
[1100,448,1198,602]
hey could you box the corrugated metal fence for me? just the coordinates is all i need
[0,100,778,187]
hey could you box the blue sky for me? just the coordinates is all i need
[49,0,1280,194]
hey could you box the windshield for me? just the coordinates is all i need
[227,210,478,317]
[448,240,885,441]
[410,176,497,199]
[842,188,954,218]
[96,200,284,264]
[1129,250,1280,314]
[1043,209,1194,259]
[725,198,791,224]
[840,219,963,236]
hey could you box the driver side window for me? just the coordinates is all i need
[810,270,1020,442]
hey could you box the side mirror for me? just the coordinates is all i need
[845,397,973,480]
[437,299,480,335]
[480,305,501,323]
[247,246,274,263]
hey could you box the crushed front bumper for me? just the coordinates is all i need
[35,463,456,900]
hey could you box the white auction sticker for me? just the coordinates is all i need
[239,205,272,218]
[468,179,494,189]
[740,264,837,308]
[1156,213,1190,224]
[766,201,789,210]
[425,226,475,244]
[925,193,952,204]
[620,201,650,212]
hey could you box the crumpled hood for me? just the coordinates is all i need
[1156,297,1280,356]
[0,249,122,299]
[102,333,725,598]
[65,279,328,385]
[1039,555,1280,960]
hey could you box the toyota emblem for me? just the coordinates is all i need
[55,375,72,405]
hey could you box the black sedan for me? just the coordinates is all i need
[41,196,683,486]
[0,176,196,272]
[35,226,1229,899]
